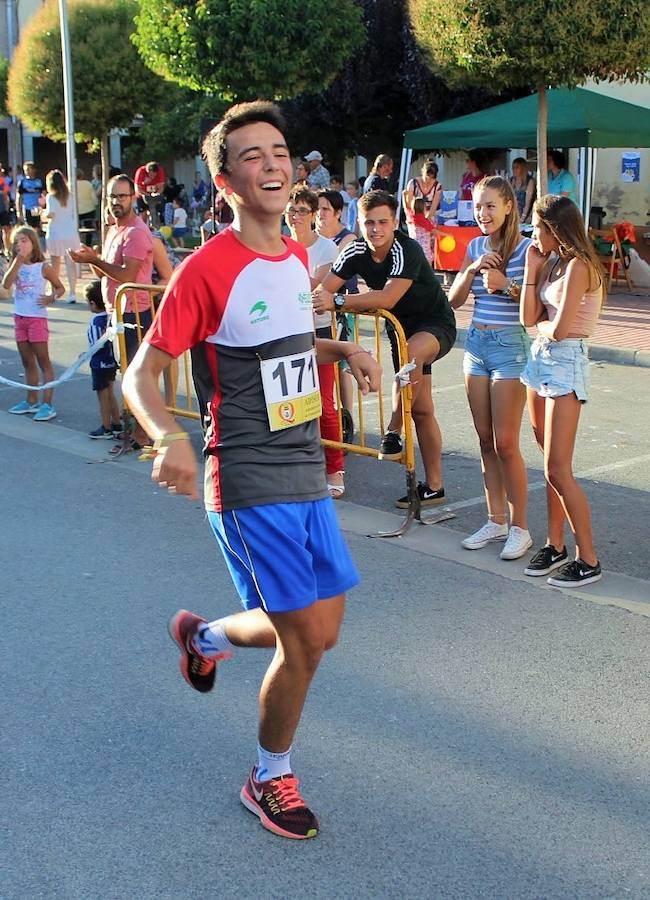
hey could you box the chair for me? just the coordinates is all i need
[589,227,634,293]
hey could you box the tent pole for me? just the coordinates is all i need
[397,147,412,222]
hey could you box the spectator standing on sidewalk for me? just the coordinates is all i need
[305,150,330,189]
[85,279,121,440]
[520,194,603,587]
[42,169,81,304]
[362,155,393,193]
[69,175,153,448]
[449,175,532,562]
[16,162,44,232]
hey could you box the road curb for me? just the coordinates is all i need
[453,327,650,368]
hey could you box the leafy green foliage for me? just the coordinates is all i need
[133,0,366,101]
[408,0,650,92]
[281,0,520,163]
[8,0,168,144]
[0,57,8,118]
[124,90,228,161]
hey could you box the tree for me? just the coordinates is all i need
[8,0,168,198]
[133,0,366,102]
[408,0,650,192]
[124,89,228,163]
[0,58,8,118]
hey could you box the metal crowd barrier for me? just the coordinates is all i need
[113,284,453,537]
[323,309,454,538]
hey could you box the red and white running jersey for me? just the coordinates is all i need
[146,227,328,512]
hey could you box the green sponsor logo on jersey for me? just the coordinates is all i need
[249,300,270,324]
[298,291,312,309]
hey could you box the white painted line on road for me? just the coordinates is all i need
[445,452,650,512]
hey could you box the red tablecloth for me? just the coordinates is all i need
[434,225,482,271]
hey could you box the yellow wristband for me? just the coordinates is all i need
[153,431,189,450]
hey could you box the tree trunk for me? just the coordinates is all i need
[100,132,110,246]
[536,84,548,197]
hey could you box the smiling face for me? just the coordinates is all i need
[359,204,397,254]
[284,199,315,240]
[473,186,512,237]
[532,212,559,255]
[216,121,292,218]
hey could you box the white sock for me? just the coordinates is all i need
[192,618,234,658]
[256,744,292,782]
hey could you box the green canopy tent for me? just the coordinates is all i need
[398,87,650,219]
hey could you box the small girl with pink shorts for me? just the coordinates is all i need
[2,225,64,421]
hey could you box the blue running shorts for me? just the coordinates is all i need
[207,497,359,613]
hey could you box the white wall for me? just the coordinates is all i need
[584,79,650,224]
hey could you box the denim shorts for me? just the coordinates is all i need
[463,324,531,380]
[520,336,590,402]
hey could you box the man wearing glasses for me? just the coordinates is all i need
[69,175,154,445]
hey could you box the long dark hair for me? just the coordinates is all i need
[535,194,603,291]
[46,169,69,207]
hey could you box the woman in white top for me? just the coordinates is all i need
[402,159,443,223]
[43,169,80,304]
[520,194,604,587]
[285,186,344,498]
[449,176,532,561]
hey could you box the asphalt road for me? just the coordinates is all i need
[1,411,649,899]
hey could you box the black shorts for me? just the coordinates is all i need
[92,367,117,392]
[123,309,153,364]
[25,209,41,230]
[387,320,457,375]
[0,211,11,227]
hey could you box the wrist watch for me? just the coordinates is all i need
[333,293,346,309]
[505,279,520,297]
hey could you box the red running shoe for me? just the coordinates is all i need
[240,768,319,840]
[167,609,231,693]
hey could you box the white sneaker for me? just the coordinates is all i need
[462,521,508,550]
[500,526,533,560]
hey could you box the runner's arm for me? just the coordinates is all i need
[122,342,199,500]
[315,338,381,394]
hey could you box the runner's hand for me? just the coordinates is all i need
[345,347,381,395]
[152,440,199,501]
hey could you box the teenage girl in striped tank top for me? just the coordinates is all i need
[449,176,533,561]
[520,194,604,587]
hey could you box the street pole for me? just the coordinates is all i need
[58,0,77,222]
[6,0,21,188]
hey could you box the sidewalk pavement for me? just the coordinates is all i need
[69,263,650,367]
[449,286,650,368]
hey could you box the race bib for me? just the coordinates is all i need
[260,348,322,431]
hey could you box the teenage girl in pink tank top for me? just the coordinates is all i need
[519,195,604,588]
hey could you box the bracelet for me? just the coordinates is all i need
[345,349,369,360]
[524,282,537,286]
[153,431,189,450]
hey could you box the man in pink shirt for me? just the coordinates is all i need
[69,175,154,445]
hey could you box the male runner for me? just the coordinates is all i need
[122,101,380,840]
[313,189,456,508]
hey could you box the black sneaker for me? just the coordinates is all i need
[378,431,403,460]
[240,768,319,840]
[88,425,115,439]
[168,609,231,692]
[524,544,568,577]
[395,481,445,509]
[547,559,602,588]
